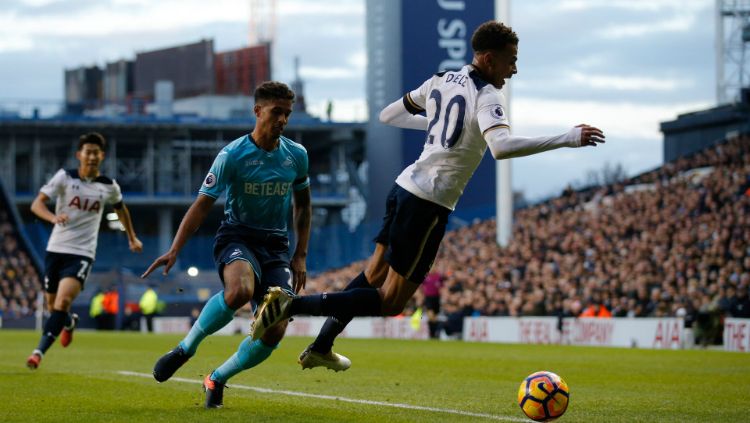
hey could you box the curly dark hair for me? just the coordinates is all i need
[254,81,296,103]
[78,132,107,151]
[471,21,518,53]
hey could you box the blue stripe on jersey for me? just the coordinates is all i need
[468,69,490,91]
[65,168,114,184]
[403,93,425,114]
[482,123,510,136]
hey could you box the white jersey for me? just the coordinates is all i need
[395,64,509,210]
[40,168,123,259]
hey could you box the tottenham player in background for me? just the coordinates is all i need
[251,21,606,371]
[26,132,143,369]
[141,81,311,408]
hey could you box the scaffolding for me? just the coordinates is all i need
[716,0,750,104]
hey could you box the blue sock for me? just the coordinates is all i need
[179,291,235,356]
[211,337,277,383]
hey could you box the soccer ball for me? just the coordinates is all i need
[517,371,569,421]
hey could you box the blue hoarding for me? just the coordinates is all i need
[400,0,496,216]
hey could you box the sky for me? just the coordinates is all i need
[0,0,718,200]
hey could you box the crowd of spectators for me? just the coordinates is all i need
[0,202,42,320]
[2,135,749,334]
[307,136,750,340]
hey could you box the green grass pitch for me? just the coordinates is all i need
[1,329,749,422]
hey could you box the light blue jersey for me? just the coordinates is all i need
[199,134,309,235]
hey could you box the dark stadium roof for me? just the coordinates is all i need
[660,103,748,133]
[0,113,366,131]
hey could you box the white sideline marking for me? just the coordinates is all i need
[117,371,527,422]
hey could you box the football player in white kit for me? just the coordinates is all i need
[251,21,605,370]
[26,132,142,369]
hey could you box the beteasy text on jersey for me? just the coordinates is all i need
[244,181,292,196]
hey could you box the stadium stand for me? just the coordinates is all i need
[0,178,43,322]
[307,135,750,339]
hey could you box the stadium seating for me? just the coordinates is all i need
[4,135,749,336]
[0,179,43,321]
[307,135,750,334]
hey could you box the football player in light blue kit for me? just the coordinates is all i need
[141,81,311,408]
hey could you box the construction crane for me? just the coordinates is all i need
[716,0,750,104]
[249,0,277,46]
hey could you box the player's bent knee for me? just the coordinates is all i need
[367,266,389,287]
[224,285,252,309]
[380,300,406,317]
[55,297,74,311]
[263,319,288,344]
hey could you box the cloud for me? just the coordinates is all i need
[298,51,366,80]
[278,1,363,16]
[0,1,249,41]
[597,14,697,39]
[566,71,692,92]
[556,0,707,12]
[306,98,367,122]
[552,0,710,39]
[0,0,718,202]
[0,33,34,53]
[347,51,366,69]
[511,135,664,200]
[511,97,713,141]
[18,0,60,6]
[300,66,359,80]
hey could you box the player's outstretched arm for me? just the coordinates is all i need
[141,194,215,278]
[114,202,143,253]
[379,97,428,130]
[291,186,312,293]
[485,124,605,160]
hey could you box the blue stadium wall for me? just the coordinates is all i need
[23,220,377,276]
[366,0,497,222]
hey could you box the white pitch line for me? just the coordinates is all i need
[117,371,528,422]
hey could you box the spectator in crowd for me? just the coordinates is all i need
[102,286,119,330]
[89,289,105,330]
[139,284,159,333]
[579,299,612,318]
[422,270,444,339]
[122,301,142,331]
[305,135,750,348]
[0,207,43,320]
[730,284,750,318]
[694,291,721,347]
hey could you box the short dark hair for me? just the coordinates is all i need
[471,21,518,53]
[254,81,295,103]
[78,132,106,151]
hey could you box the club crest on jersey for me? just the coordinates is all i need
[68,196,101,213]
[490,104,504,120]
[282,157,294,168]
[203,172,217,188]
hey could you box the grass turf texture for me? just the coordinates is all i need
[1,329,748,422]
